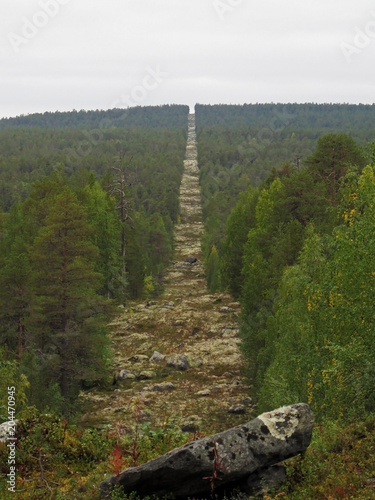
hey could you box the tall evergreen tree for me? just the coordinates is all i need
[29,187,110,413]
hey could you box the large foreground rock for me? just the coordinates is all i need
[100,403,314,498]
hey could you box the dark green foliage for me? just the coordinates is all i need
[0,104,189,130]
[195,104,375,292]
[220,186,259,298]
[0,106,189,418]
[305,133,366,204]
[195,103,375,136]
[27,187,111,412]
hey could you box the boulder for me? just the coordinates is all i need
[100,403,314,499]
[167,354,190,371]
[118,370,136,380]
[185,256,197,265]
[149,351,166,363]
[0,421,17,442]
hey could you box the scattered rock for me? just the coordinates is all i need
[197,389,211,397]
[180,415,202,433]
[149,351,166,363]
[163,301,175,309]
[167,354,190,371]
[100,404,315,499]
[118,370,137,380]
[153,382,176,392]
[128,355,149,363]
[220,306,231,314]
[185,256,197,265]
[243,397,253,406]
[138,371,156,380]
[228,404,246,414]
[173,320,185,327]
[145,300,157,307]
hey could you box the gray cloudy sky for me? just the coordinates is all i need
[1,0,375,119]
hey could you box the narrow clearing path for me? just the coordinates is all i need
[81,114,252,434]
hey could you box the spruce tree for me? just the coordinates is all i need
[29,187,110,414]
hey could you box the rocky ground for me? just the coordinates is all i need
[80,114,253,435]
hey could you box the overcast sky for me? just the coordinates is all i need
[1,0,375,119]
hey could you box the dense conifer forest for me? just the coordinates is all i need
[1,103,375,498]
[197,103,375,421]
[0,105,189,417]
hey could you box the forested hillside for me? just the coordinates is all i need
[1,103,375,499]
[195,103,375,288]
[0,104,188,130]
[196,103,375,421]
[195,104,375,497]
[0,105,188,419]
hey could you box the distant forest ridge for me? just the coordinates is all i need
[2,103,375,134]
[195,103,375,135]
[0,104,190,130]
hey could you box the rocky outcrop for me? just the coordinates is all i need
[100,403,314,499]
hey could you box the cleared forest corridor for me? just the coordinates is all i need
[81,114,252,433]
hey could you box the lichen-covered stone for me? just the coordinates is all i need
[100,403,314,499]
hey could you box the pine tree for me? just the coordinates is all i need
[29,187,110,413]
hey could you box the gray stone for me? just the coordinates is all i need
[149,351,166,363]
[118,370,136,380]
[228,404,246,415]
[100,403,314,499]
[167,354,190,371]
[220,306,231,314]
[180,415,202,433]
[163,301,175,309]
[0,421,17,442]
[246,465,287,496]
[185,256,197,265]
[128,355,149,363]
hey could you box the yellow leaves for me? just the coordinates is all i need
[343,208,357,226]
[322,370,330,384]
[307,368,316,405]
[63,429,81,450]
[329,290,334,308]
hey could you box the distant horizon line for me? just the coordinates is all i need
[2,101,375,121]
